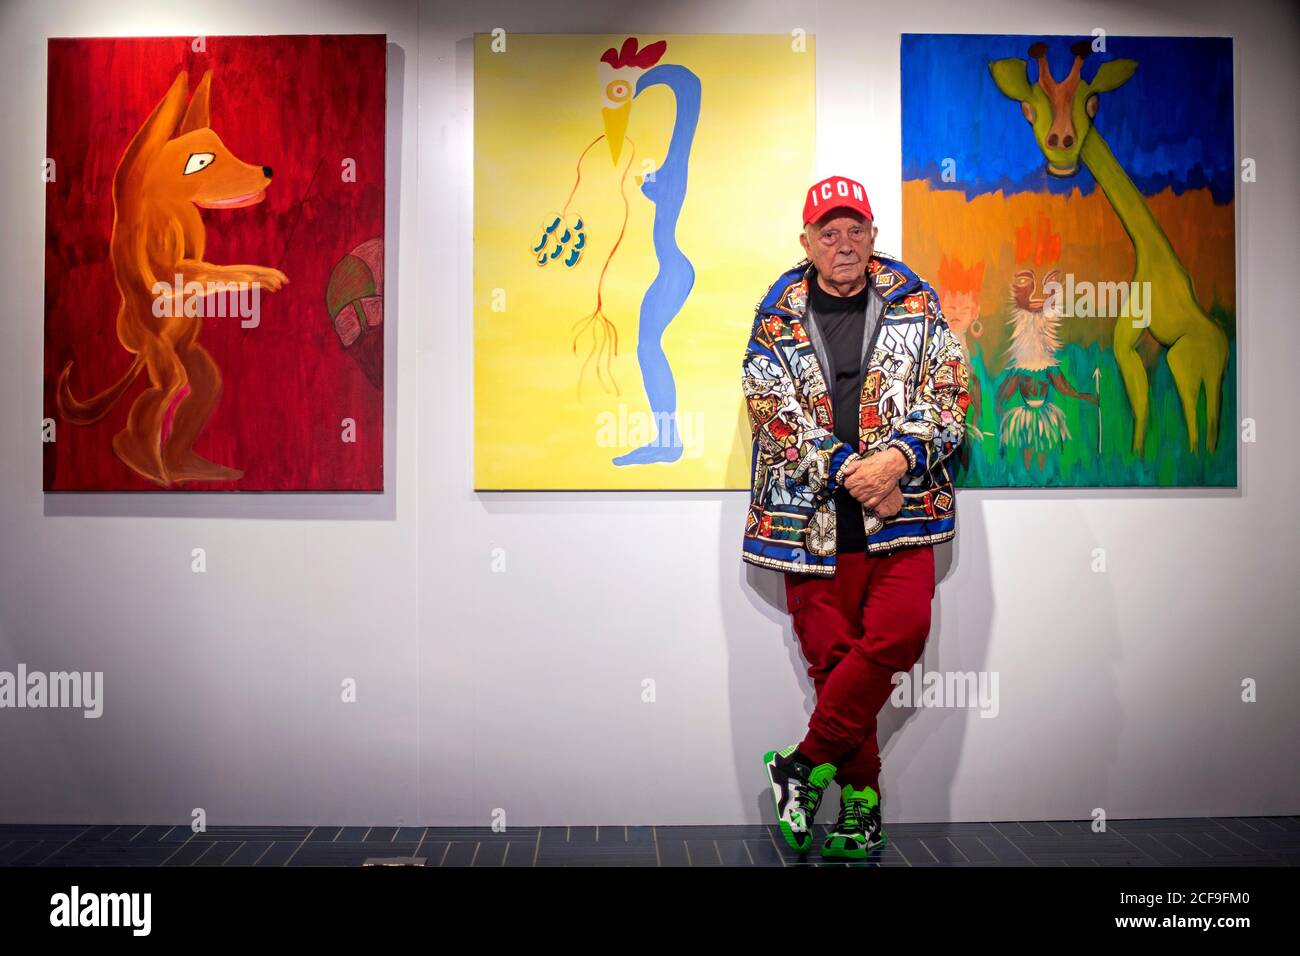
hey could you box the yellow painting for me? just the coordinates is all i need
[474,33,817,489]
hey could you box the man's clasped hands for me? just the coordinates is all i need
[840,446,910,518]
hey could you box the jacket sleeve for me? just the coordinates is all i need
[881,288,972,479]
[743,310,860,499]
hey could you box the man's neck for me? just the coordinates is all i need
[815,269,868,298]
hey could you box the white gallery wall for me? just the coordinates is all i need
[1,0,1296,826]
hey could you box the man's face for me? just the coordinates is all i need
[800,209,877,284]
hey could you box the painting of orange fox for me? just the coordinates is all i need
[44,35,386,491]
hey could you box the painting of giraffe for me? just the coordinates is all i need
[902,34,1236,487]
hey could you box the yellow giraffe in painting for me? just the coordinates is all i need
[990,40,1228,455]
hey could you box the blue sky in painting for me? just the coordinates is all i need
[900,34,1234,203]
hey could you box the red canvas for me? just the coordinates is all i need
[43,35,386,491]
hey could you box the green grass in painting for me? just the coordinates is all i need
[953,308,1238,488]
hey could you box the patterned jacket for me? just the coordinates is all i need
[741,253,971,576]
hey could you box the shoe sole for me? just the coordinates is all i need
[763,750,813,855]
[820,832,886,860]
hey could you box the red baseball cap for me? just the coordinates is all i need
[802,175,874,225]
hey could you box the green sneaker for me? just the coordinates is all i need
[763,745,836,854]
[820,784,885,860]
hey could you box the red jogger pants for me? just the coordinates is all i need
[784,545,936,792]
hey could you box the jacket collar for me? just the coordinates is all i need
[758,253,922,318]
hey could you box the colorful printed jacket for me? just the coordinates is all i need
[742,254,972,576]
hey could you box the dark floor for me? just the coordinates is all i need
[2,817,1296,866]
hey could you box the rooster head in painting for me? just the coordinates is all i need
[599,37,667,164]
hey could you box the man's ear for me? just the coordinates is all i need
[989,58,1032,102]
[178,70,213,134]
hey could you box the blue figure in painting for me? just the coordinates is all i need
[597,38,699,465]
[536,37,700,466]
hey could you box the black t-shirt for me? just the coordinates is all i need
[807,272,874,553]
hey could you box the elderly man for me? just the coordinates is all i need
[741,175,971,859]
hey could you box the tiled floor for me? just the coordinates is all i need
[2,817,1295,866]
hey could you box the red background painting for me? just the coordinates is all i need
[43,35,386,491]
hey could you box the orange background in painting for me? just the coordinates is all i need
[903,180,1236,374]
